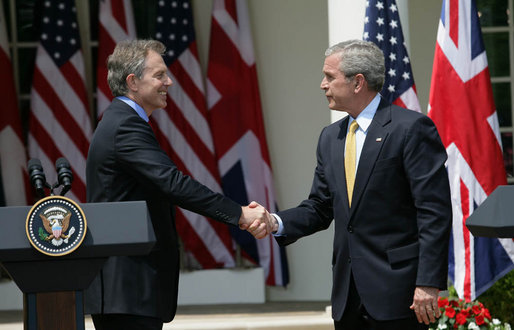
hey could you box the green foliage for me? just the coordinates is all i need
[38,227,48,241]
[479,270,514,325]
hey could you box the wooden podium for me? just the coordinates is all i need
[0,201,155,330]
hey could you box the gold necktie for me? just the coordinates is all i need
[345,120,359,207]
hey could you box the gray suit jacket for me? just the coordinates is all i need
[84,99,241,322]
[276,98,452,321]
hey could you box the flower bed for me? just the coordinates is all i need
[430,297,511,330]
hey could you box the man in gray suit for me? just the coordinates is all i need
[255,40,452,330]
[85,39,270,330]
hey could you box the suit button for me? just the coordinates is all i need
[348,257,352,263]
[347,225,353,233]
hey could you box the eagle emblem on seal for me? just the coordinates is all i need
[38,206,76,246]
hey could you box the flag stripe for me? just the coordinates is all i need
[97,0,136,117]
[32,69,90,156]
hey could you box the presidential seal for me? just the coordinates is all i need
[26,196,87,257]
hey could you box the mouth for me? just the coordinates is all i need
[158,91,167,96]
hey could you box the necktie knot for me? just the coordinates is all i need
[349,120,359,134]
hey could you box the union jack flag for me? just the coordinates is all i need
[206,0,289,286]
[428,0,514,301]
[363,0,421,112]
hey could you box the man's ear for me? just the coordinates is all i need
[354,73,365,93]
[126,73,138,92]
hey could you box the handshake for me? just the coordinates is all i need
[238,201,279,239]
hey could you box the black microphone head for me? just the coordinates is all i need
[55,157,73,196]
[55,157,70,169]
[28,158,43,171]
[28,158,47,198]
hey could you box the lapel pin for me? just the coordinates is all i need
[376,137,382,142]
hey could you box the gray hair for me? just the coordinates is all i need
[107,39,166,97]
[325,40,385,92]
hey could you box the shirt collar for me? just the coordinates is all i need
[348,94,381,133]
[117,96,149,122]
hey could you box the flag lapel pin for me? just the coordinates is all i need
[376,137,382,142]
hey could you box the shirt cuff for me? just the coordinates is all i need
[271,213,284,236]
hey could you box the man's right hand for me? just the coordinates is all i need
[239,201,275,239]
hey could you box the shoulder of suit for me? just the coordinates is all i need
[388,104,426,121]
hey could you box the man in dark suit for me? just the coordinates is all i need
[84,39,271,330]
[265,40,452,329]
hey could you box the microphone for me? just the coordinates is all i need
[28,158,49,198]
[55,157,73,196]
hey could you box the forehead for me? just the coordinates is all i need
[323,54,342,74]
[144,50,167,71]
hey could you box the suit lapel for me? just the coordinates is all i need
[335,117,351,220]
[350,99,391,216]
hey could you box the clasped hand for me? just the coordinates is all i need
[239,201,277,239]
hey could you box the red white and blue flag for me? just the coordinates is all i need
[0,4,30,206]
[428,0,514,301]
[207,0,289,286]
[153,0,236,269]
[97,0,136,117]
[28,0,92,203]
[363,0,421,112]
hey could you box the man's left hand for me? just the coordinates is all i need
[409,286,440,325]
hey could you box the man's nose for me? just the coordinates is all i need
[320,77,328,89]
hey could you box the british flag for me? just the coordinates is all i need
[206,0,289,286]
[363,0,421,112]
[428,0,514,301]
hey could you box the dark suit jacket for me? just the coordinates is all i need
[84,99,242,322]
[276,98,452,321]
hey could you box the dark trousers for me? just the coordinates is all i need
[334,275,428,330]
[92,314,163,330]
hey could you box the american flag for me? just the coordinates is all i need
[363,0,421,112]
[0,4,30,206]
[428,0,514,301]
[207,0,289,286]
[153,0,236,268]
[97,0,136,117]
[28,0,92,202]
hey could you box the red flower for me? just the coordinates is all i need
[472,305,481,315]
[483,308,491,320]
[475,313,485,325]
[450,300,460,307]
[438,297,449,308]
[445,306,456,318]
[456,312,468,325]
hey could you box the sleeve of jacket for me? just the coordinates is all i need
[114,115,241,226]
[275,127,335,246]
[403,115,452,289]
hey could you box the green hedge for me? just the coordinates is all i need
[478,269,514,325]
